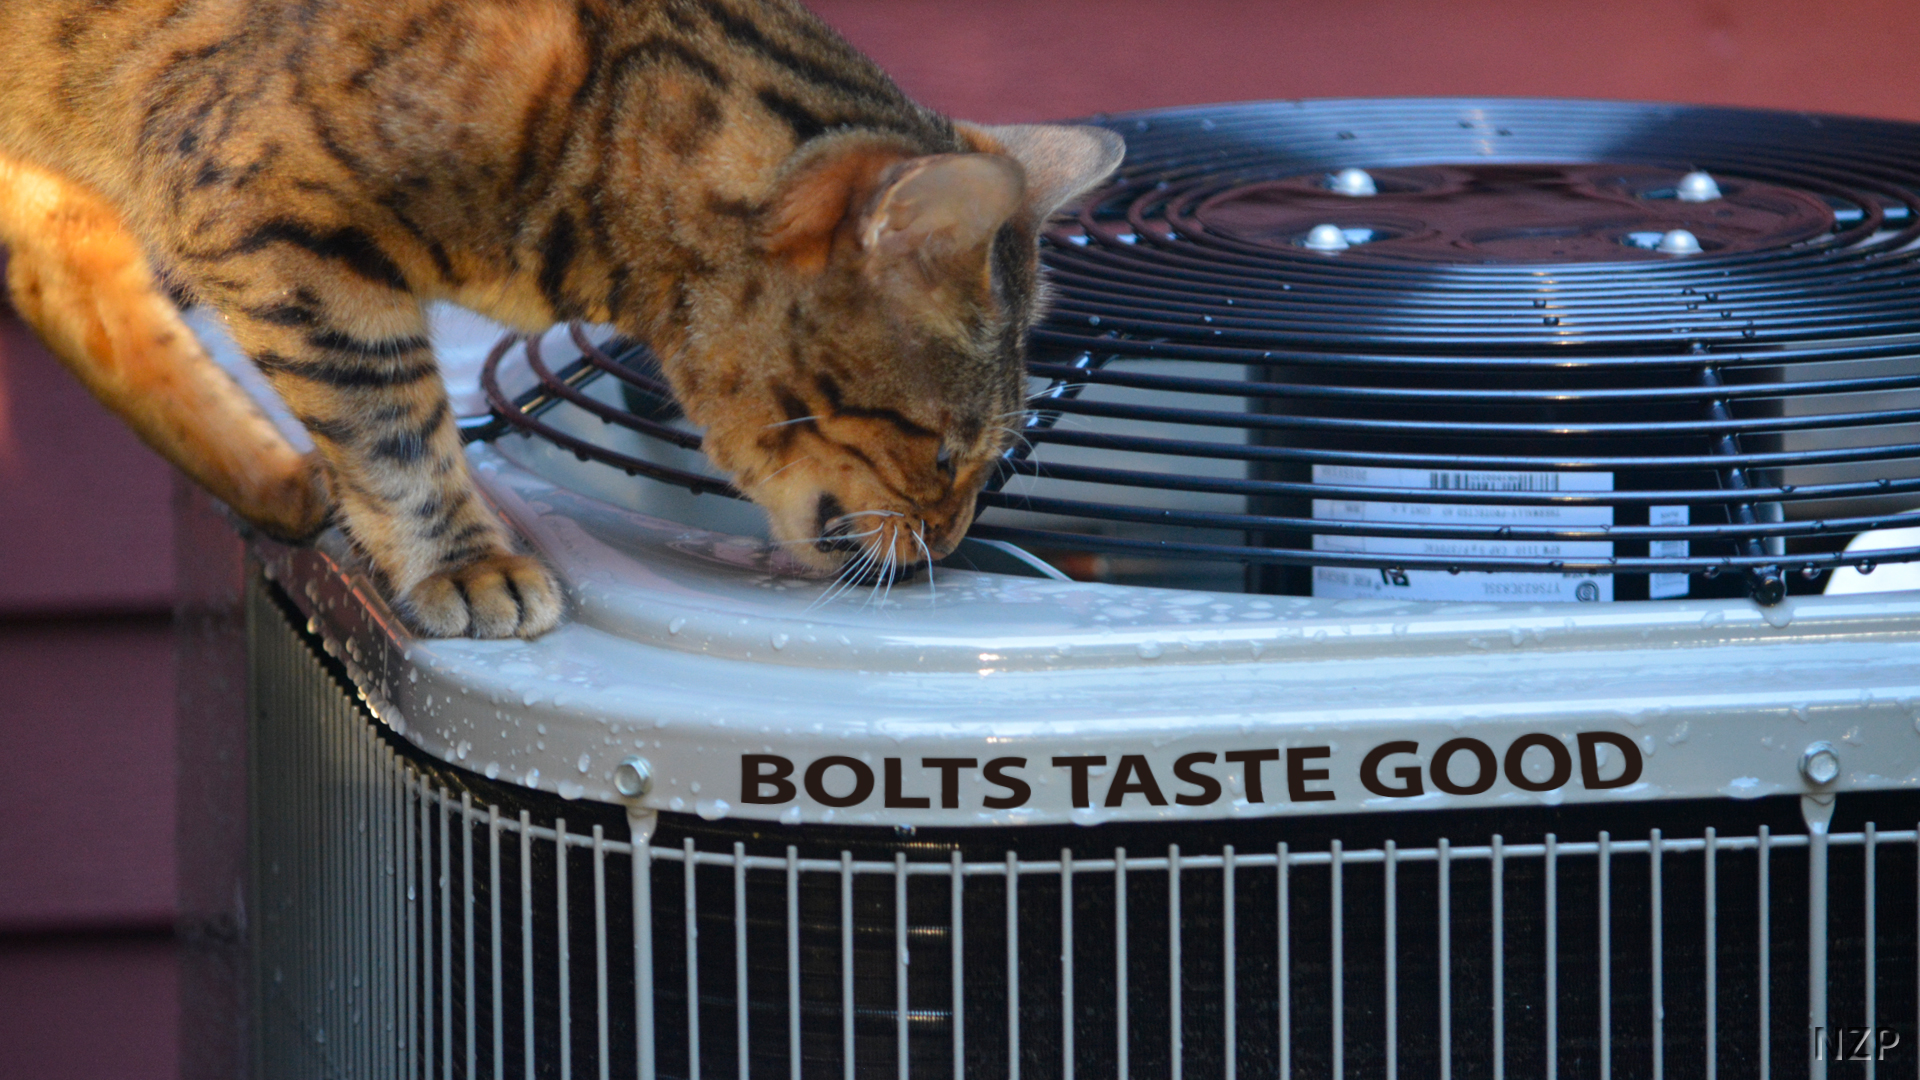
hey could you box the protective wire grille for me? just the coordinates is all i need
[253,576,1915,1079]
[474,100,1920,602]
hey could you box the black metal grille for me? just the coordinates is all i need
[474,99,1920,602]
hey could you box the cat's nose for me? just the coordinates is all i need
[922,515,968,560]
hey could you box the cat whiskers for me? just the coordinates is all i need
[909,526,938,606]
[810,515,900,609]
[809,543,875,610]
[757,456,814,485]
[775,525,881,550]
[989,423,1037,457]
[865,522,899,611]
[761,415,822,430]
[804,509,943,610]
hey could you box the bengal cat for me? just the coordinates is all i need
[0,0,1123,637]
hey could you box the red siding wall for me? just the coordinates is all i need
[808,0,1920,125]
[3,1,1918,1074]
[0,316,179,1071]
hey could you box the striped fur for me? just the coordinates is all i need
[0,0,1122,636]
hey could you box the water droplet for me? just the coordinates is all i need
[697,799,733,821]
[1543,316,1560,326]
[485,762,500,780]
[1860,560,1877,575]
[771,633,790,651]
[524,768,541,788]
[1088,315,1102,326]
[781,806,803,825]
[1448,565,1462,575]
[1136,640,1164,660]
[1303,224,1349,251]
[558,781,585,800]
[577,753,592,774]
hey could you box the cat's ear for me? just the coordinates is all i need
[957,123,1126,224]
[856,153,1025,277]
[766,138,911,274]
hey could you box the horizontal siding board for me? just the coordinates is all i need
[0,617,177,932]
[0,314,173,616]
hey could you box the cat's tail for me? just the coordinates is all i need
[0,152,330,541]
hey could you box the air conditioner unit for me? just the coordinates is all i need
[224,99,1920,1080]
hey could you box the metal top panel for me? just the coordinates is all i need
[259,441,1920,829]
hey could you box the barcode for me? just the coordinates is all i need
[1428,471,1563,492]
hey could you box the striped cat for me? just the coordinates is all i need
[0,0,1122,637]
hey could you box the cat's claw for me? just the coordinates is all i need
[403,553,564,639]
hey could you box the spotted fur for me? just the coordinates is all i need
[0,0,1123,637]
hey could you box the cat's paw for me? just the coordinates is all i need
[402,553,564,639]
[248,451,334,544]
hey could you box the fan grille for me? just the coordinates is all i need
[475,99,1920,602]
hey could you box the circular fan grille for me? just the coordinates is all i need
[478,98,1920,602]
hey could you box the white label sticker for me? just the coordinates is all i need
[1311,465,1615,603]
[1648,505,1691,599]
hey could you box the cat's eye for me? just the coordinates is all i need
[936,446,955,477]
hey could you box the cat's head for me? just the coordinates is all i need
[680,123,1124,579]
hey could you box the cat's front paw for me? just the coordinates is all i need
[401,553,564,639]
[245,451,334,544]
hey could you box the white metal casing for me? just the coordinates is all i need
[261,433,1920,830]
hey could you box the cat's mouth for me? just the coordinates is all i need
[754,486,976,583]
[809,505,943,584]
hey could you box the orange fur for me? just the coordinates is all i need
[0,0,1123,636]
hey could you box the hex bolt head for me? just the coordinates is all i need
[1657,229,1703,255]
[614,757,653,798]
[1800,741,1841,786]
[1329,168,1378,197]
[1676,171,1723,202]
[1304,224,1352,251]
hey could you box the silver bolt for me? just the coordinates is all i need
[1656,229,1702,255]
[1303,224,1351,251]
[1676,170,1723,202]
[614,757,653,798]
[1800,741,1841,786]
[1329,168,1377,197]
